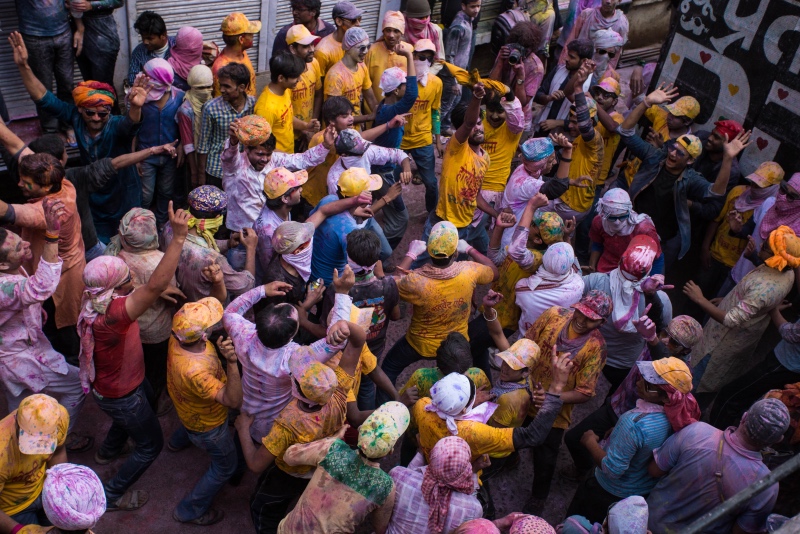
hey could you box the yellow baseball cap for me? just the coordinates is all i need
[746,162,785,189]
[264,167,309,200]
[17,394,62,455]
[286,24,321,46]
[221,13,262,36]
[427,221,459,258]
[637,357,693,394]
[358,401,410,459]
[664,96,700,120]
[289,354,338,405]
[594,77,620,97]
[337,167,382,198]
[496,339,541,371]
[172,297,224,344]
[675,134,703,159]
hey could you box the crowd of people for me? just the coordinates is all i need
[1,0,799,532]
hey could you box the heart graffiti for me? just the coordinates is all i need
[699,51,712,64]
[756,137,768,150]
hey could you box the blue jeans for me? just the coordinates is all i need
[226,242,248,272]
[85,240,106,262]
[401,144,437,212]
[170,422,237,521]
[376,336,425,406]
[76,14,120,87]
[23,30,74,133]
[139,155,177,227]
[10,495,49,527]
[94,380,164,503]
[439,75,461,132]
[364,218,392,261]
[411,211,490,268]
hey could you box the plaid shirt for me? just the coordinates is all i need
[197,96,255,179]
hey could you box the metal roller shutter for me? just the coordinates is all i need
[429,0,505,45]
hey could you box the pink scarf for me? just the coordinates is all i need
[733,185,779,213]
[404,15,441,54]
[168,26,204,81]
[421,437,476,534]
[658,384,700,432]
[760,173,800,239]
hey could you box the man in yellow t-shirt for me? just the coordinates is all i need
[315,1,363,77]
[324,27,378,130]
[379,221,498,402]
[364,11,411,107]
[254,53,307,153]
[167,298,242,526]
[286,25,324,152]
[400,39,443,213]
[0,394,68,526]
[212,13,260,97]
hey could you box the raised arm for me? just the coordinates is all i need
[711,131,751,196]
[112,141,178,171]
[306,191,371,228]
[126,74,148,124]
[214,336,243,409]
[9,32,47,101]
[619,83,679,132]
[0,119,26,156]
[459,240,499,282]
[454,83,485,145]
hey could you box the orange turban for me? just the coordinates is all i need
[766,226,800,271]
[72,81,116,108]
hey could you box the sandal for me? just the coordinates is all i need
[411,173,423,185]
[66,432,94,453]
[107,490,149,512]
[94,440,134,465]
[174,508,225,526]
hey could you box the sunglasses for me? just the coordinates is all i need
[83,109,110,118]
[356,45,369,53]
[596,49,617,58]
[780,180,800,201]
[667,143,688,159]
[606,213,629,222]
[644,382,660,394]
[346,16,362,23]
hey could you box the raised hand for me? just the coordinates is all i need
[496,210,517,228]
[42,197,66,235]
[301,281,325,309]
[322,123,336,148]
[168,201,190,240]
[406,240,427,260]
[549,132,573,149]
[564,216,577,236]
[264,281,293,297]
[9,32,30,67]
[129,73,152,108]
[229,120,241,142]
[723,130,752,159]
[216,336,238,363]
[326,319,351,345]
[641,274,674,295]
[632,304,657,341]
[482,289,503,308]
[457,239,473,255]
[643,82,679,107]
[551,345,575,391]
[472,82,486,100]
[727,210,744,234]
[332,265,355,294]
[682,280,705,303]
[202,263,224,285]
[241,228,258,249]
[384,182,403,203]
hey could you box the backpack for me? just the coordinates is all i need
[490,7,529,55]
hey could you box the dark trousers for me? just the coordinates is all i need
[377,336,424,406]
[23,30,74,132]
[709,351,800,430]
[565,472,624,523]
[142,339,169,403]
[565,401,619,472]
[250,464,310,534]
[76,14,120,87]
[42,297,80,367]
[530,427,565,500]
[9,495,49,527]
[602,365,632,398]
[468,314,514,385]
[94,380,164,502]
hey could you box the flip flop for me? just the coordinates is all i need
[107,490,149,512]
[174,508,225,526]
[66,432,94,453]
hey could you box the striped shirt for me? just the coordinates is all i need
[197,95,255,179]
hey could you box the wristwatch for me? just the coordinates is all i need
[516,78,524,85]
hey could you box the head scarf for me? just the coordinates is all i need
[421,436,475,534]
[382,10,406,33]
[425,373,497,435]
[713,120,743,142]
[342,27,369,50]
[592,28,624,49]
[760,173,800,239]
[77,257,131,393]
[72,81,116,108]
[380,67,407,94]
[534,211,565,245]
[236,115,273,146]
[510,515,556,534]
[186,65,214,145]
[609,236,657,333]
[597,188,652,236]
[404,14,441,55]
[521,242,576,291]
[455,519,501,534]
[520,137,554,163]
[142,58,174,102]
[42,463,106,530]
[656,382,701,432]
[743,398,790,447]
[607,496,648,534]
[105,208,159,256]
[168,26,204,81]
[665,315,703,349]
[187,185,227,251]
[765,225,800,271]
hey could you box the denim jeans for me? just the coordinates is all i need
[226,242,248,272]
[9,495,49,527]
[94,380,164,503]
[23,30,74,132]
[439,76,462,132]
[364,218,392,261]
[411,211,490,268]
[76,14,120,87]
[401,144,437,212]
[171,422,237,522]
[374,169,409,249]
[376,336,425,406]
[84,240,106,262]
[139,155,177,227]
[5,364,85,434]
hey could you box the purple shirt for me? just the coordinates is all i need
[647,423,777,534]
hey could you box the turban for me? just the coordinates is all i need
[510,515,556,534]
[236,115,273,146]
[592,29,624,49]
[43,463,106,530]
[105,207,159,256]
[289,354,338,405]
[533,211,564,246]
[188,185,227,214]
[143,58,174,102]
[665,315,703,349]
[713,119,743,141]
[342,27,369,50]
[520,137,554,162]
[766,225,800,271]
[382,10,406,33]
[422,436,475,534]
[72,81,116,108]
[379,67,407,94]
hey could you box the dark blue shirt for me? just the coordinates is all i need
[16,0,70,37]
[138,88,185,153]
[372,75,418,176]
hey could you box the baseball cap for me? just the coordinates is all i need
[337,167,382,198]
[743,398,790,447]
[427,221,459,258]
[221,13,262,36]
[594,77,621,97]
[17,394,62,455]
[414,39,436,53]
[357,401,410,458]
[272,221,315,255]
[664,96,700,120]
[637,357,693,394]
[286,24,321,46]
[332,1,363,20]
[289,354,338,405]
[496,339,541,371]
[675,134,703,159]
[263,167,309,200]
[745,161,785,189]
[571,289,613,321]
[172,297,224,344]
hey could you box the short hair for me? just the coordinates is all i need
[346,229,381,267]
[436,332,473,375]
[269,52,307,83]
[265,185,300,210]
[134,11,167,36]
[431,255,454,267]
[222,34,241,47]
[484,91,504,113]
[217,63,251,90]
[18,153,64,194]
[0,228,9,263]
[247,134,277,152]
[567,38,595,60]
[255,303,298,349]
[451,102,469,130]
[322,96,355,125]
[291,0,321,17]
[507,21,543,53]
[28,134,66,160]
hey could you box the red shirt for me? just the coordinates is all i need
[589,216,662,274]
[92,297,145,398]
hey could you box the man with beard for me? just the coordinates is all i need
[212,13,260,97]
[692,119,744,188]
[271,0,334,59]
[286,24,324,152]
[324,27,378,129]
[254,53,308,153]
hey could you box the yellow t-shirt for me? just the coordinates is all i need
[482,122,523,192]
[711,186,753,268]
[262,367,354,476]
[491,252,543,330]
[292,59,323,137]
[597,111,623,187]
[211,52,257,97]
[400,76,443,150]
[0,407,68,516]
[398,262,494,357]
[166,337,228,433]
[324,62,372,118]
[364,42,408,105]
[559,128,604,213]
[413,398,514,462]
[327,345,378,403]
[399,367,491,398]
[490,387,531,429]
[436,137,491,228]
[303,130,338,206]
[254,86,295,153]
[315,34,344,77]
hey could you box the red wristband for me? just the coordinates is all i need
[11,524,24,534]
